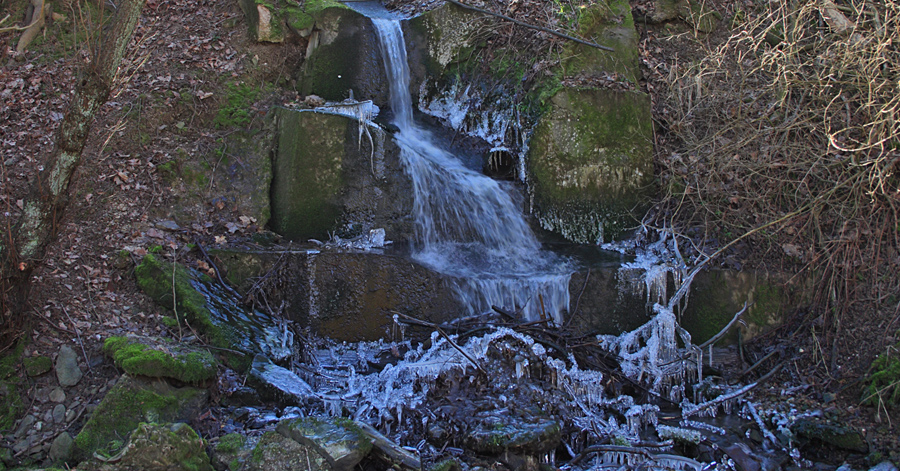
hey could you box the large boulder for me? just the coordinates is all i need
[559,0,642,83]
[73,375,208,461]
[269,108,413,242]
[76,423,213,471]
[526,88,654,243]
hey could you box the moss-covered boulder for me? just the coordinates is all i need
[526,88,654,243]
[73,375,208,461]
[211,433,253,471]
[276,417,373,471]
[103,336,217,384]
[791,417,868,453]
[297,7,389,103]
[237,0,346,43]
[134,253,292,371]
[270,108,413,242]
[76,423,213,471]
[559,0,641,84]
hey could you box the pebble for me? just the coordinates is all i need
[34,386,51,403]
[14,415,36,438]
[56,345,83,387]
[49,432,75,463]
[52,404,66,423]
[49,387,66,403]
[65,408,78,423]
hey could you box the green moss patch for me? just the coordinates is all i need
[134,254,291,372]
[0,342,24,433]
[526,88,654,243]
[103,336,217,384]
[864,344,900,408]
[23,355,52,377]
[73,375,208,461]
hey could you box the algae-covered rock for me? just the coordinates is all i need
[297,7,389,103]
[134,253,292,371]
[270,108,412,242]
[23,356,52,377]
[103,336,217,384]
[73,375,208,460]
[463,416,561,455]
[76,423,213,471]
[211,433,252,471]
[237,0,346,43]
[245,431,330,471]
[791,417,868,453]
[276,417,373,471]
[560,0,641,84]
[527,88,654,243]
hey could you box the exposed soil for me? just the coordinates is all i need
[0,0,897,468]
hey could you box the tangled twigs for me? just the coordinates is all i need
[654,0,899,326]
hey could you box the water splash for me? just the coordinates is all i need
[371,19,572,322]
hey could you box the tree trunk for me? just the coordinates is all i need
[0,0,145,349]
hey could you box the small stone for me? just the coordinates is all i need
[14,415,36,438]
[56,345,83,387]
[49,387,66,403]
[823,392,836,404]
[156,220,181,231]
[52,404,66,423]
[304,94,325,107]
[49,432,74,463]
[65,408,77,423]
[34,386,51,403]
[12,436,32,454]
[23,355,53,376]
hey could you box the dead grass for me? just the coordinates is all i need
[653,0,900,334]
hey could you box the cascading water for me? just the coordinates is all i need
[371,18,573,322]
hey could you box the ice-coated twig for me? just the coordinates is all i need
[699,302,749,349]
[745,401,778,446]
[682,382,757,418]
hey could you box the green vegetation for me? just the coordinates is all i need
[22,355,52,377]
[0,342,24,433]
[103,336,217,384]
[216,433,246,454]
[864,344,900,408]
[73,375,207,460]
[134,254,250,371]
[214,82,260,128]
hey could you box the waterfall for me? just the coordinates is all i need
[371,19,572,323]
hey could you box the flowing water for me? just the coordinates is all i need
[371,18,573,323]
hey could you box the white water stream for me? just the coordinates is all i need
[371,18,573,323]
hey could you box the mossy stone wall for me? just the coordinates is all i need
[270,109,346,240]
[269,108,413,243]
[298,7,389,104]
[527,88,654,243]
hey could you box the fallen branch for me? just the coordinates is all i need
[699,301,748,349]
[445,0,615,52]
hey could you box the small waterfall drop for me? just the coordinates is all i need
[371,19,573,322]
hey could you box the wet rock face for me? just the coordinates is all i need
[269,108,414,242]
[277,417,373,471]
[526,88,654,243]
[244,431,330,471]
[298,7,390,105]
